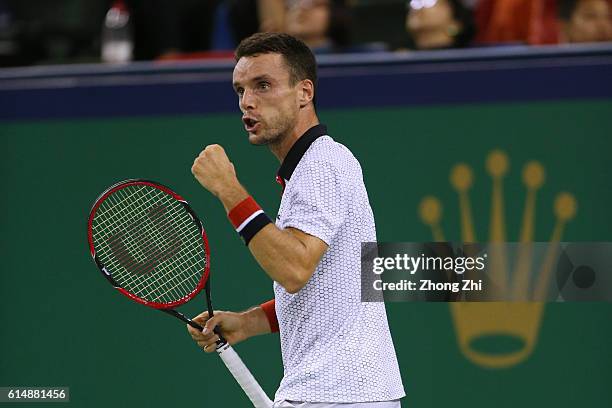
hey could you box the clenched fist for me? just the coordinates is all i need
[191,144,237,196]
[191,144,248,209]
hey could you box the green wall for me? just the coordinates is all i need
[1,99,611,406]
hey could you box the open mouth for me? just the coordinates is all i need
[243,117,259,132]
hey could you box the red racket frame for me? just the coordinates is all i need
[87,179,211,310]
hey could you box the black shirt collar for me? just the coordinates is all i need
[277,124,327,181]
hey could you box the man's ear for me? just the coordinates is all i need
[298,79,315,108]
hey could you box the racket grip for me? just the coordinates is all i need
[216,343,273,408]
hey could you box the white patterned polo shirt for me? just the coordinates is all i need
[273,124,405,403]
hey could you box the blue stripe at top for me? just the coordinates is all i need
[1,44,611,121]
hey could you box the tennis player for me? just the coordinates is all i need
[189,33,405,408]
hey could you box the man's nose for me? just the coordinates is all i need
[240,89,256,111]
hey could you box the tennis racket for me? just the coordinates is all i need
[87,179,273,408]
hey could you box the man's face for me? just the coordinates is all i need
[566,0,612,43]
[232,53,301,146]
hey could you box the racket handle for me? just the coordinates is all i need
[161,308,228,345]
[216,343,273,408]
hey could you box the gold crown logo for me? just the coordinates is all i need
[418,149,577,369]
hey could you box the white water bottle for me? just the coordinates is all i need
[101,0,133,63]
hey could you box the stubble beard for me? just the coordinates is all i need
[248,112,295,148]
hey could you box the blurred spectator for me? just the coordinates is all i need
[558,0,612,43]
[1,0,110,66]
[405,0,476,49]
[228,0,350,52]
[123,0,220,60]
[475,0,560,45]
[284,0,350,51]
[230,0,399,53]
[258,0,287,32]
[227,0,260,44]
[0,0,19,66]
[227,0,293,47]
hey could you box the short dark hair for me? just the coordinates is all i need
[234,33,317,89]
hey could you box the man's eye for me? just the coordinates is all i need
[236,88,244,96]
[259,82,270,89]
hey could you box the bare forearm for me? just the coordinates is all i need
[217,188,319,293]
[215,180,249,213]
[241,306,272,337]
[192,145,325,293]
[189,306,273,350]
[247,225,314,293]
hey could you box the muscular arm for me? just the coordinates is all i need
[241,224,327,294]
[192,145,328,294]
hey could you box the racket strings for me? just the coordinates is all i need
[101,208,196,278]
[111,213,204,296]
[95,191,182,270]
[97,203,203,302]
[95,185,157,230]
[92,184,207,304]
[105,205,183,275]
[114,233,203,303]
[97,202,203,298]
